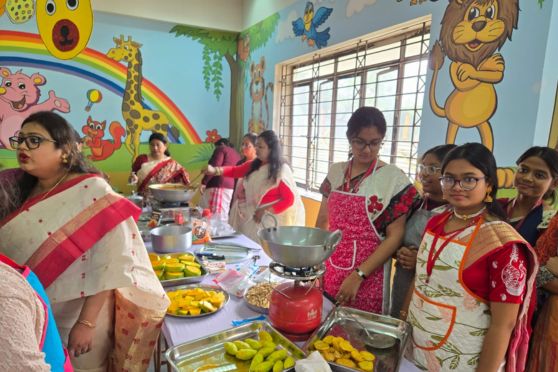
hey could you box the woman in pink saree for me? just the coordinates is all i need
[130,132,189,198]
[1,112,169,372]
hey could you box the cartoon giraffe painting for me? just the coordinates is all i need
[106,35,170,161]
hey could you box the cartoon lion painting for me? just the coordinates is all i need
[429,0,519,151]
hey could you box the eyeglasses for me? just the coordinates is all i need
[440,176,486,191]
[350,138,383,151]
[418,164,442,176]
[9,135,57,150]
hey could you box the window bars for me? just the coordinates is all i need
[278,22,431,192]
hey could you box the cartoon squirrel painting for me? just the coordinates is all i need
[429,0,519,151]
[82,116,125,161]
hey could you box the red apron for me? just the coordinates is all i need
[324,189,384,313]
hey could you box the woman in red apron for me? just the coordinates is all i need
[406,143,537,372]
[316,106,419,313]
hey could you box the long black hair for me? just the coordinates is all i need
[149,132,171,156]
[441,143,506,220]
[17,111,100,205]
[516,146,558,203]
[246,130,283,183]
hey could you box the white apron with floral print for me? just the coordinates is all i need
[409,221,497,371]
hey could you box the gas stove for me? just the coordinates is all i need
[269,262,325,281]
[151,200,190,211]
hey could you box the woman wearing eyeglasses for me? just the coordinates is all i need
[316,106,419,313]
[406,143,537,372]
[1,112,169,371]
[390,144,456,318]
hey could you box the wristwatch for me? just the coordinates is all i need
[355,268,368,280]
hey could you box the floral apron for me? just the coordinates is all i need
[325,189,386,313]
[409,220,501,371]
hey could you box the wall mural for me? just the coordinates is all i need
[0,66,70,148]
[0,31,202,164]
[248,56,273,133]
[106,35,180,161]
[429,0,519,151]
[82,115,125,161]
[35,0,94,60]
[292,1,333,49]
[170,14,279,145]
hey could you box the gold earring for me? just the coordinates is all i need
[484,193,493,203]
[62,154,68,164]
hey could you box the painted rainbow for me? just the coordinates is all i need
[0,30,202,144]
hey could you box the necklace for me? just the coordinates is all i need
[453,206,486,221]
[25,172,69,208]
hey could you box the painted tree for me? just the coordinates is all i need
[170,14,279,145]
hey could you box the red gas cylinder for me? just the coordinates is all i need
[269,281,323,335]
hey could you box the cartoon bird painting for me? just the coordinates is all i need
[292,2,333,49]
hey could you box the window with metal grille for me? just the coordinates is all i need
[278,22,430,193]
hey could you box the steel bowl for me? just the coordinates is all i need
[150,225,192,253]
[257,226,342,268]
[148,183,195,203]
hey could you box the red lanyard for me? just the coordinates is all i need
[507,198,543,231]
[425,213,483,282]
[343,159,377,193]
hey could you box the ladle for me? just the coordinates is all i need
[323,291,396,351]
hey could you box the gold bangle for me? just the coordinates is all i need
[216,167,222,176]
[76,319,96,329]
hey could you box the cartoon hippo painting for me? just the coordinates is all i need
[0,67,70,148]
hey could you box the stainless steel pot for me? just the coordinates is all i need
[257,226,342,268]
[150,225,192,253]
[149,183,195,203]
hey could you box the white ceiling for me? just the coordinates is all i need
[93,0,245,31]
[93,0,296,32]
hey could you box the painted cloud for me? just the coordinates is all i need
[276,10,298,43]
[346,0,377,17]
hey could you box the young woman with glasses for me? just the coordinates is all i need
[499,147,558,247]
[2,111,169,370]
[315,106,419,313]
[390,144,456,318]
[405,143,537,372]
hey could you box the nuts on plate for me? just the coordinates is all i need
[245,283,276,309]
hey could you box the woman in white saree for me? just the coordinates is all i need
[0,112,169,372]
[204,130,305,243]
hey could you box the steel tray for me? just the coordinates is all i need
[156,253,208,287]
[303,306,411,372]
[165,321,304,371]
[197,243,256,264]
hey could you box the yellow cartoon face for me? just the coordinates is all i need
[452,0,505,52]
[36,0,94,60]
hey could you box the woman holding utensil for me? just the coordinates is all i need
[203,130,305,243]
[0,112,169,371]
[406,143,537,372]
[129,132,190,197]
[199,138,241,222]
[390,144,456,318]
[316,106,420,313]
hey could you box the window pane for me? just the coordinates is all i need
[280,27,430,191]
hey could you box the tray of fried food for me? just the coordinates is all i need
[303,306,411,372]
[165,321,304,371]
